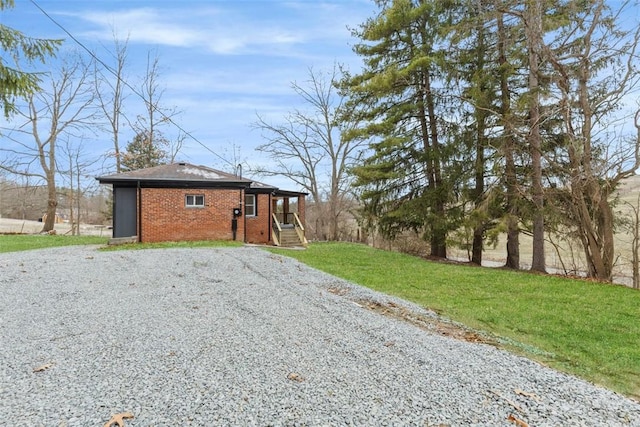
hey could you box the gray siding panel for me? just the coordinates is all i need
[113,187,137,238]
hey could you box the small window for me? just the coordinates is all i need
[186,194,205,208]
[245,194,256,216]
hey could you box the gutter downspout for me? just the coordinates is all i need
[137,181,142,243]
[242,187,247,243]
[268,192,272,244]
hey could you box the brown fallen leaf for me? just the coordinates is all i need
[287,372,305,382]
[515,388,542,402]
[33,363,54,373]
[103,412,134,427]
[489,390,525,413]
[507,414,529,427]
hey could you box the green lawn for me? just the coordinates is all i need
[0,234,242,253]
[0,234,108,253]
[270,242,640,399]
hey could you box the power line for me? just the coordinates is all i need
[28,0,236,169]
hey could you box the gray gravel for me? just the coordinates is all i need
[1,245,639,426]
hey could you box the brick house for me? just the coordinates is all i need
[96,163,307,246]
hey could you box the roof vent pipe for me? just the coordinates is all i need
[236,164,242,179]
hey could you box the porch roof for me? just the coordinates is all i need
[248,179,308,197]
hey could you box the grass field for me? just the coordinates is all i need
[271,242,640,399]
[0,234,242,253]
[0,234,108,253]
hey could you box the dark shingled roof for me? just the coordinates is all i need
[96,163,252,185]
[96,162,307,195]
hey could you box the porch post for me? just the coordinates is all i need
[283,198,290,224]
[272,198,278,220]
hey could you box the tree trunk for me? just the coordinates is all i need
[633,195,640,289]
[329,196,339,241]
[526,0,546,273]
[42,170,57,232]
[599,200,615,281]
[423,71,447,259]
[471,133,485,264]
[497,12,520,269]
[68,188,75,235]
[471,10,487,266]
[505,217,520,269]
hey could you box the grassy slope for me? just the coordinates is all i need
[0,235,108,253]
[271,242,640,399]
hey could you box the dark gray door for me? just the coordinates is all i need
[113,187,137,238]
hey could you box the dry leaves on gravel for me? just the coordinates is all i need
[32,363,54,373]
[507,414,529,427]
[103,412,134,427]
[287,372,305,382]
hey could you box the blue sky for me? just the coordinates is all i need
[2,1,639,192]
[1,0,378,190]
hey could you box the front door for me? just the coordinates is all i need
[113,187,137,238]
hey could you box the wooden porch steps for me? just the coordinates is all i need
[278,228,304,247]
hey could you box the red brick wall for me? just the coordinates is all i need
[245,193,271,244]
[140,188,244,243]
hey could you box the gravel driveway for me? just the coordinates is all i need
[1,245,639,426]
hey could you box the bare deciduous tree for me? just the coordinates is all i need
[57,137,100,234]
[132,51,184,164]
[0,53,97,232]
[543,1,640,281]
[253,66,363,240]
[95,35,128,173]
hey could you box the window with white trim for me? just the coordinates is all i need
[245,194,256,216]
[185,194,205,208]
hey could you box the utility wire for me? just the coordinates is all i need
[28,0,236,169]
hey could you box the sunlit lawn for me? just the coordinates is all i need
[0,235,242,253]
[0,234,108,253]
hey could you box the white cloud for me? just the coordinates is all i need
[68,6,304,55]
[75,8,203,47]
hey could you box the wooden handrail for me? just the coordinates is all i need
[292,212,304,231]
[272,213,282,232]
[272,213,282,246]
[292,213,308,246]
